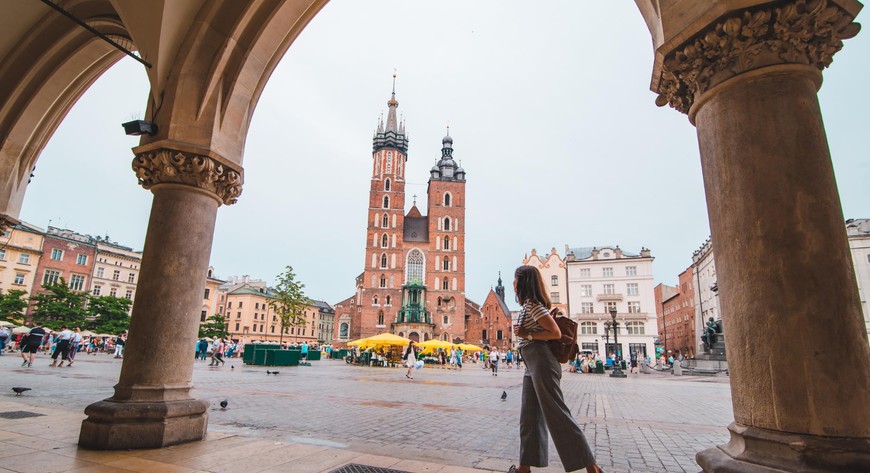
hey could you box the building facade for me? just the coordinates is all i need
[847,219,870,337]
[522,247,568,315]
[654,266,697,357]
[335,81,467,345]
[565,246,657,359]
[0,222,44,300]
[30,227,97,313]
[199,266,225,324]
[313,300,335,345]
[466,276,513,351]
[90,237,141,307]
[691,238,720,355]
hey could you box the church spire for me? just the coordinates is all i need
[495,271,505,301]
[385,71,399,132]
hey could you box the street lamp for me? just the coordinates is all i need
[609,307,626,378]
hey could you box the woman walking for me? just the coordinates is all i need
[404,340,417,379]
[509,265,602,473]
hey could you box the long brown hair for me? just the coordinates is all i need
[514,265,552,309]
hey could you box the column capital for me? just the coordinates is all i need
[0,213,20,232]
[645,0,862,115]
[132,147,243,205]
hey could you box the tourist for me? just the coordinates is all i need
[404,340,418,379]
[509,265,601,473]
[490,347,500,376]
[505,350,513,369]
[113,333,126,358]
[301,341,309,361]
[197,338,208,360]
[20,322,46,368]
[630,352,639,374]
[0,326,8,355]
[210,338,225,366]
[67,327,82,366]
[50,325,73,367]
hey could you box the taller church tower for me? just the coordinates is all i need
[359,73,409,339]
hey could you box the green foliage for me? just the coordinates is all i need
[268,266,308,343]
[87,296,132,334]
[199,314,228,339]
[30,279,89,330]
[0,289,29,323]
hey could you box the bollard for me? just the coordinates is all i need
[673,361,682,376]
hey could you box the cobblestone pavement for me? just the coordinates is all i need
[0,352,733,472]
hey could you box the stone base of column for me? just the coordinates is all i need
[78,398,209,450]
[697,422,870,473]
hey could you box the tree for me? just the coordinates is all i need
[87,296,132,334]
[30,279,89,330]
[199,314,228,339]
[0,289,29,323]
[268,266,308,344]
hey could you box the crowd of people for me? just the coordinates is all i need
[0,322,128,368]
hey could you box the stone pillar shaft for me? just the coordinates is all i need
[79,146,242,450]
[694,65,870,437]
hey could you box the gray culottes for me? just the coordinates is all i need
[519,342,595,471]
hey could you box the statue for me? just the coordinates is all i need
[701,317,719,351]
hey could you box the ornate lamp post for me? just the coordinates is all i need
[609,307,626,378]
[603,321,611,355]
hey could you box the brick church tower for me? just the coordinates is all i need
[334,76,467,346]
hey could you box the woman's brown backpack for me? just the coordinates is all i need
[549,315,580,363]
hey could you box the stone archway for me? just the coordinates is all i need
[0,2,867,470]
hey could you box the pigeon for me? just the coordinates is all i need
[231,365,234,370]
[219,399,228,409]
[266,370,280,375]
[501,390,507,401]
[12,387,31,396]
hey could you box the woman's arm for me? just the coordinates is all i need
[515,313,562,341]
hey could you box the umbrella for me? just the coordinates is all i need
[79,330,95,336]
[0,321,16,327]
[347,333,411,349]
[416,339,457,354]
[11,326,31,334]
[457,343,483,352]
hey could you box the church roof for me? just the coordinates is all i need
[403,216,429,242]
[406,205,422,218]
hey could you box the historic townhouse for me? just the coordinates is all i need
[565,246,657,359]
[0,222,44,301]
[522,247,568,315]
[654,266,697,357]
[30,227,96,313]
[90,237,142,309]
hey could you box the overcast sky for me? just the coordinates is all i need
[20,1,870,310]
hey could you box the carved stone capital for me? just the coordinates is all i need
[655,0,861,114]
[132,149,243,205]
[0,214,21,232]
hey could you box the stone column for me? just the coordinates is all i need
[640,0,870,471]
[79,144,242,449]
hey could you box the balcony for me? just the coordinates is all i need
[596,293,623,302]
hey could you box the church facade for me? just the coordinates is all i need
[333,81,467,346]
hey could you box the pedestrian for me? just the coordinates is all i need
[113,333,126,358]
[67,327,82,366]
[49,325,73,367]
[301,341,309,361]
[439,348,447,368]
[509,265,602,473]
[457,348,463,369]
[21,322,46,367]
[506,350,513,369]
[0,326,9,355]
[490,347,500,376]
[404,340,418,379]
[197,338,208,360]
[210,338,225,366]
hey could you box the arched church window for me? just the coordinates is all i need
[443,237,450,250]
[378,311,385,325]
[380,275,387,288]
[406,249,424,284]
[443,315,448,324]
[442,278,449,290]
[381,234,389,248]
[382,214,389,227]
[384,178,391,191]
[444,217,451,231]
[443,259,450,271]
[386,152,393,173]
[383,196,389,208]
[373,295,379,305]
[385,295,391,305]
[444,193,451,206]
[437,297,442,307]
[380,253,388,268]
